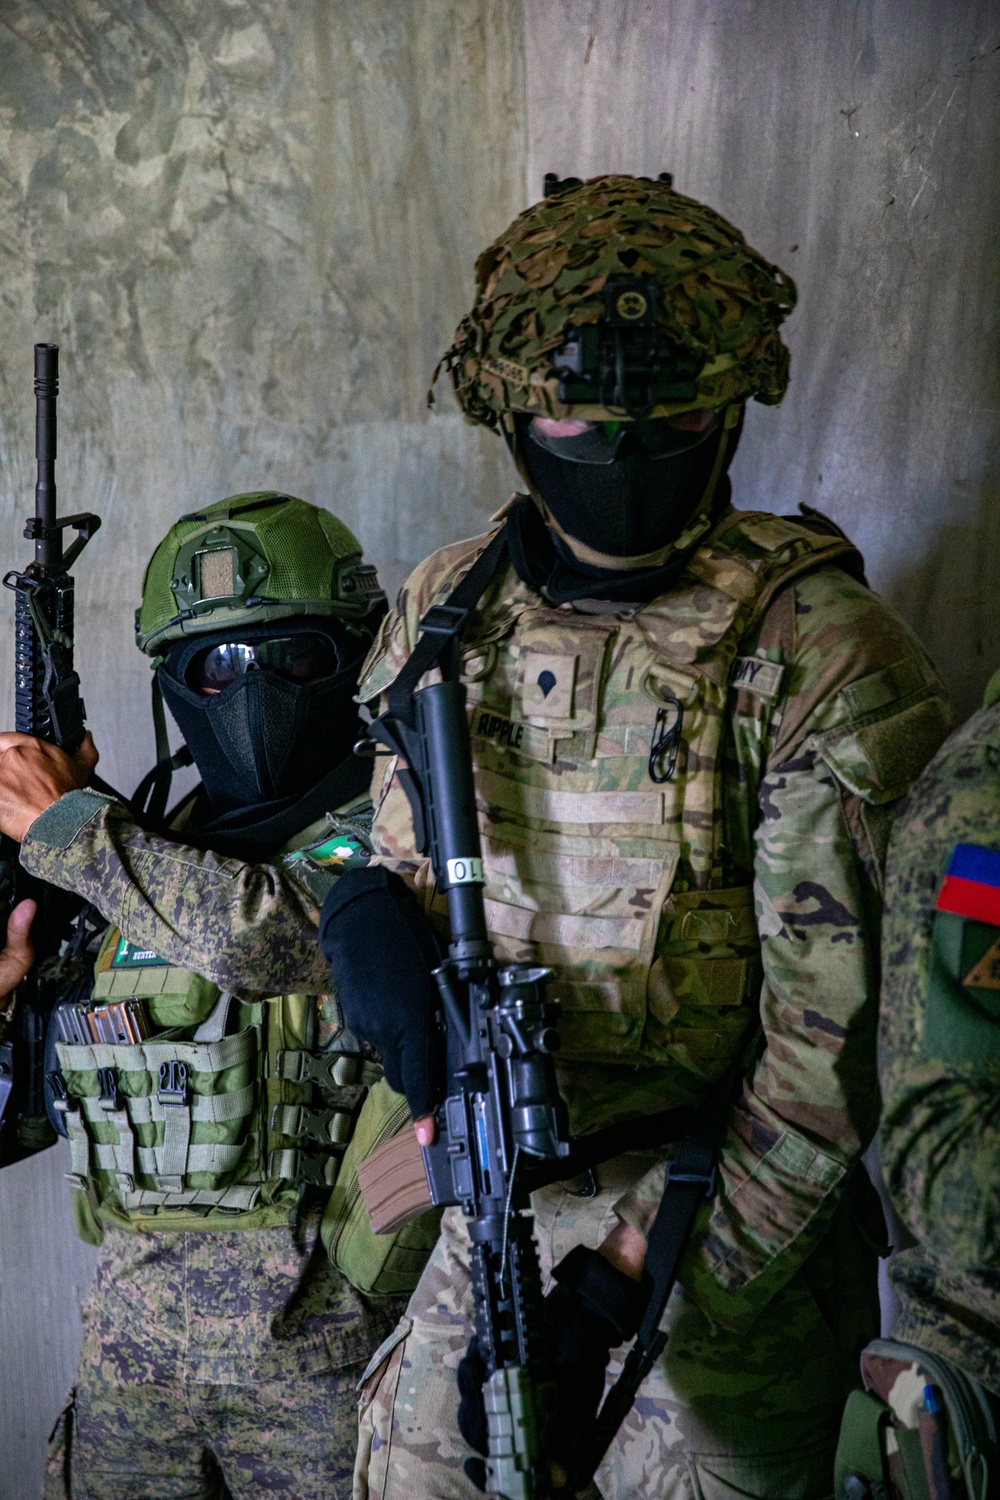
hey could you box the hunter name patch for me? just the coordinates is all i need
[936,843,1000,927]
[111,936,170,969]
[473,708,526,751]
[733,655,784,701]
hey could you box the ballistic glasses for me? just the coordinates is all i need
[189,633,341,694]
[527,410,721,465]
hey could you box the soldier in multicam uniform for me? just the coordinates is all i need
[832,677,1000,1498]
[0,493,414,1499]
[315,175,955,1500]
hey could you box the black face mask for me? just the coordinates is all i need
[517,414,726,559]
[158,619,368,816]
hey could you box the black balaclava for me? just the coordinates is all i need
[158,616,371,820]
[507,409,743,605]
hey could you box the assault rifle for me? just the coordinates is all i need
[0,343,101,1168]
[364,525,734,1498]
[366,532,569,1500]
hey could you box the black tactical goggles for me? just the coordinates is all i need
[189,633,342,693]
[526,412,721,465]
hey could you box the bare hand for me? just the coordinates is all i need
[0,898,35,1001]
[0,731,99,842]
[413,1114,436,1148]
[597,1217,647,1281]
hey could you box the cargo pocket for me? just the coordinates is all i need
[355,1318,413,1500]
[686,1433,838,1500]
[645,884,760,1078]
[45,1389,76,1500]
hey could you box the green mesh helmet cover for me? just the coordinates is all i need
[440,174,797,428]
[136,493,385,654]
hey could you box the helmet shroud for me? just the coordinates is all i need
[437,174,797,430]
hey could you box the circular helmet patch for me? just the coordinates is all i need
[615,289,649,321]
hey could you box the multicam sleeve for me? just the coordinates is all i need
[19,788,332,995]
[878,709,1000,1269]
[614,567,952,1332]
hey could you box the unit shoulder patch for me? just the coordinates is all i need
[286,833,370,871]
[935,843,1000,926]
[962,936,1000,991]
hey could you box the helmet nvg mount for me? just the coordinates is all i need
[135,493,385,656]
[437,173,798,429]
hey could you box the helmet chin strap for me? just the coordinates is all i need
[506,405,741,572]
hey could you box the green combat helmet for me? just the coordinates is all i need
[436,173,797,429]
[135,492,385,656]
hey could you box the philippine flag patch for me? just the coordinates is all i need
[935,844,1000,926]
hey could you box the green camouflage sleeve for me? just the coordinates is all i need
[878,704,1000,1268]
[614,568,952,1331]
[19,789,332,996]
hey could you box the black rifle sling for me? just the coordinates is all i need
[578,1060,741,1486]
[638,1080,730,1352]
[132,673,194,823]
[385,527,509,723]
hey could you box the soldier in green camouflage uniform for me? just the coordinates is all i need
[314,175,954,1500]
[0,494,408,1499]
[839,671,1000,1497]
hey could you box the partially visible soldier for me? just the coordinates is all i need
[837,676,1000,1498]
[317,175,955,1500]
[0,493,421,1499]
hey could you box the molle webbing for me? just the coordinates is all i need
[57,1029,253,1076]
[385,506,866,1076]
[59,935,381,1217]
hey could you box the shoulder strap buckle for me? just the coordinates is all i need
[663,1160,716,1198]
[419,603,471,640]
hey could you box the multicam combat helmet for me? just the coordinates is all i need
[437,174,797,429]
[135,493,385,655]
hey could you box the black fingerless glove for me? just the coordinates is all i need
[318,866,442,1119]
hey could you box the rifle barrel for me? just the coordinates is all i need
[33,342,59,569]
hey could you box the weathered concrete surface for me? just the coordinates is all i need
[0,1144,96,1497]
[0,0,526,795]
[0,3,525,1491]
[527,0,1000,717]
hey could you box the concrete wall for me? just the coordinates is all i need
[1,1,999,1492]
[0,0,525,798]
[528,0,1000,715]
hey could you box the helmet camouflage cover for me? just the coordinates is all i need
[439,174,797,429]
[136,492,385,655]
